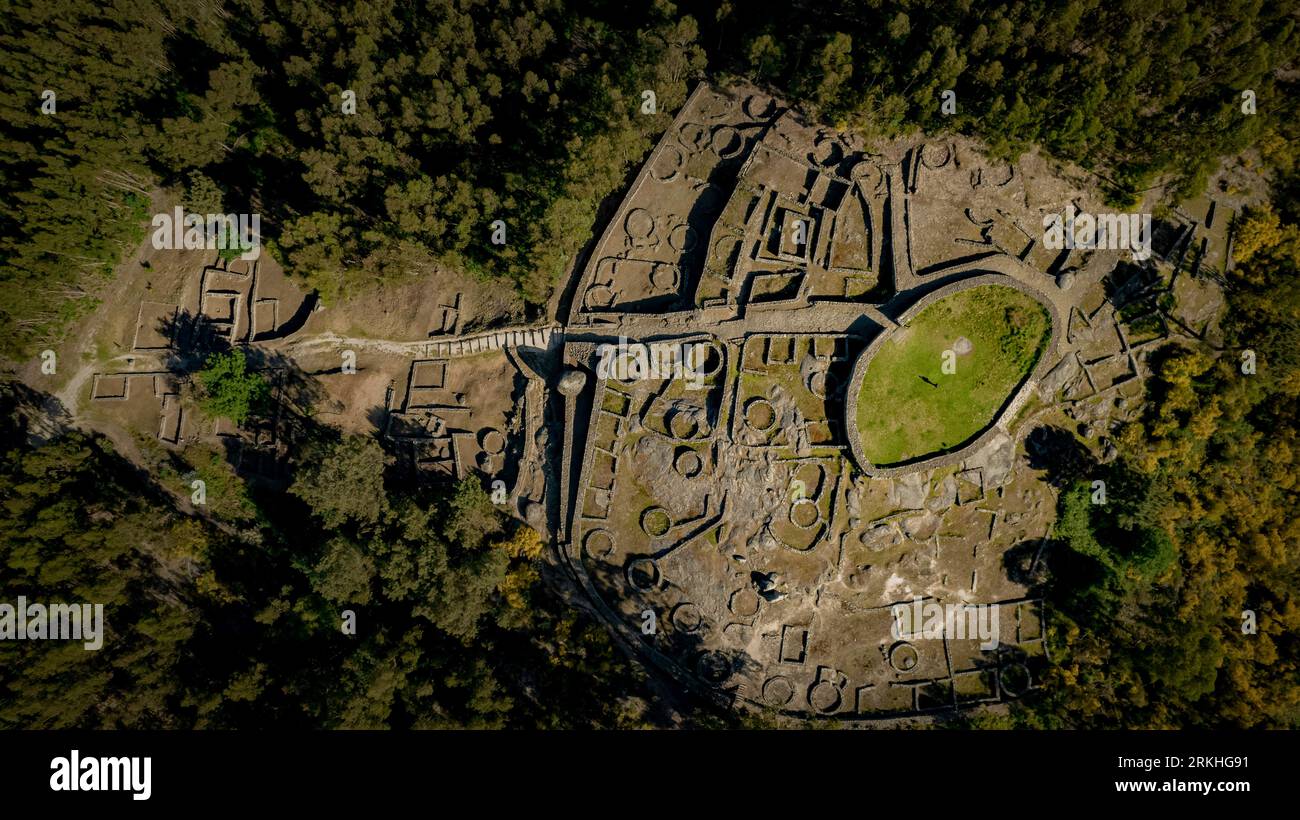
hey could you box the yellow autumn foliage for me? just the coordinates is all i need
[494,526,544,560]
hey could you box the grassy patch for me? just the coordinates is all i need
[856,284,1050,465]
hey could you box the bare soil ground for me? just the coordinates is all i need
[302,268,523,342]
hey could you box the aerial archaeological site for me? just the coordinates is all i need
[3,0,1296,743]
[554,83,1227,719]
[20,79,1236,724]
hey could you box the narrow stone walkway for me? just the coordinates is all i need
[425,325,562,358]
[279,324,563,359]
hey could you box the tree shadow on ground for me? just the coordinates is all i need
[241,348,334,459]
[575,551,765,727]
[1024,425,1097,489]
[154,308,234,374]
[1002,537,1060,590]
[365,404,391,438]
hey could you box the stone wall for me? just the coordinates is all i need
[844,272,1063,478]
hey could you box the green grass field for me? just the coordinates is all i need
[856,284,1050,465]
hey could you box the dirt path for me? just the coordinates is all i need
[274,332,439,357]
[274,324,560,358]
[55,353,146,416]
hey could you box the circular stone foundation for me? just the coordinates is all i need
[649,263,679,291]
[668,408,700,439]
[677,122,709,152]
[711,125,745,159]
[673,447,703,478]
[808,680,842,713]
[651,145,684,182]
[625,208,655,240]
[806,367,837,399]
[669,223,698,253]
[692,342,723,378]
[810,135,842,167]
[728,588,760,617]
[626,557,660,591]
[671,602,704,633]
[921,142,952,168]
[888,641,920,673]
[743,94,775,120]
[583,528,615,559]
[583,284,615,309]
[850,161,884,194]
[478,428,505,455]
[789,498,820,529]
[744,397,776,432]
[762,675,795,706]
[999,663,1032,697]
[640,507,671,537]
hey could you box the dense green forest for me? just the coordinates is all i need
[701,0,1299,198]
[0,380,675,728]
[978,202,1300,729]
[0,0,705,358]
[3,0,1298,358]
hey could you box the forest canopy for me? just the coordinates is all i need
[0,0,1297,730]
[2,1,1298,358]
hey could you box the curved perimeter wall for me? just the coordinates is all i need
[844,272,1063,478]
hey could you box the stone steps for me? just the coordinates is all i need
[426,325,561,358]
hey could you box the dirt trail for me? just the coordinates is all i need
[55,353,146,416]
[57,328,444,419]
[274,332,437,357]
[275,323,559,358]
